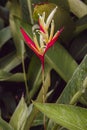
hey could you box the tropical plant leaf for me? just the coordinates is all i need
[0,6,9,24]
[0,92,16,118]
[27,55,42,91]
[19,0,31,23]
[0,18,4,29]
[31,112,43,127]
[0,52,22,72]
[9,0,25,58]
[57,55,87,104]
[67,0,87,18]
[9,96,30,130]
[46,43,78,82]
[0,70,24,82]
[33,102,87,130]
[75,15,87,35]
[48,55,87,130]
[0,117,14,130]
[32,0,47,4]
[48,0,70,11]
[13,15,33,40]
[70,31,87,61]
[49,0,87,18]
[0,26,12,48]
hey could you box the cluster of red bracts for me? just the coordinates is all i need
[20,7,63,71]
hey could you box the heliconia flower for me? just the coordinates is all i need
[20,7,63,71]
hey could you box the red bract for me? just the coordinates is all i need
[20,7,63,71]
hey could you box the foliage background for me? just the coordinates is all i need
[0,0,87,130]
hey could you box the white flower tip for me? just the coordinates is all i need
[43,12,45,15]
[56,6,58,9]
[38,13,40,16]
[52,19,54,23]
[36,30,39,32]
[53,6,58,12]
[32,24,39,32]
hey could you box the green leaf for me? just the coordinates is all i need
[13,15,33,40]
[0,6,9,24]
[46,43,78,82]
[57,55,87,104]
[0,70,24,82]
[27,55,42,90]
[0,92,16,117]
[67,0,87,18]
[48,0,70,11]
[0,117,14,130]
[0,52,22,72]
[32,112,43,127]
[33,102,87,130]
[0,26,11,48]
[9,1,25,58]
[0,18,4,29]
[27,55,42,101]
[48,0,87,18]
[70,31,87,61]
[84,0,87,4]
[48,55,87,130]
[75,15,87,35]
[19,0,34,24]
[19,0,31,23]
[9,96,29,130]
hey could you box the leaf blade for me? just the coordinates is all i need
[0,117,14,130]
[33,102,87,130]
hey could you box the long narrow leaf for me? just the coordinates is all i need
[46,43,78,82]
[0,70,24,82]
[0,52,22,72]
[9,97,29,130]
[67,0,87,18]
[9,1,25,58]
[0,26,12,48]
[0,117,14,130]
[48,55,87,130]
[58,55,87,104]
[33,102,87,130]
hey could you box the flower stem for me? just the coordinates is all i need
[41,63,46,130]
[22,56,29,100]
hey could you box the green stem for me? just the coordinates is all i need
[22,56,29,100]
[42,65,46,130]
[42,69,45,103]
[24,73,50,130]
